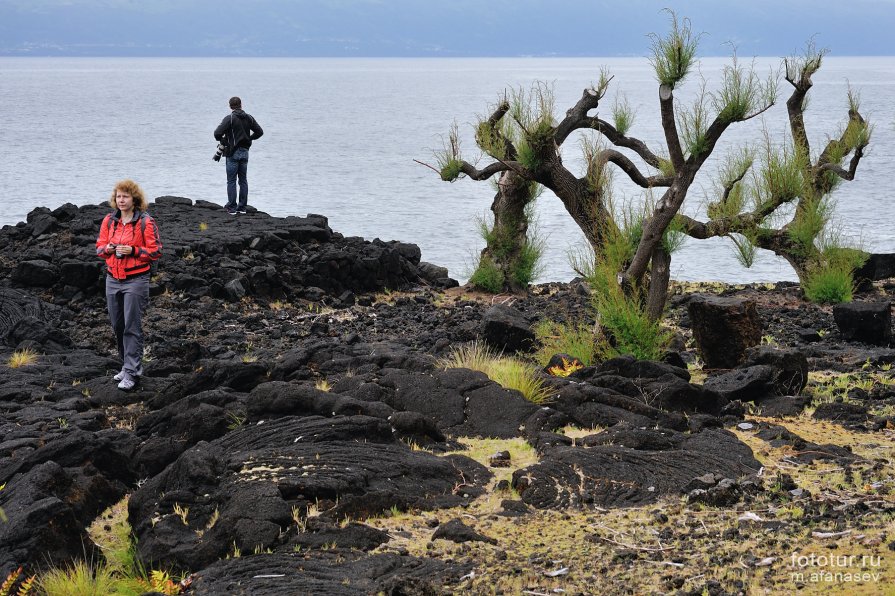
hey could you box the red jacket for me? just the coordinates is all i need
[96,210,162,280]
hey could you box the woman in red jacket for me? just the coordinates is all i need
[95,179,162,391]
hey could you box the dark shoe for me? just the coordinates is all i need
[226,207,238,215]
[237,207,248,214]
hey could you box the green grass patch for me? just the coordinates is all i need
[534,319,597,367]
[802,263,854,304]
[468,256,505,293]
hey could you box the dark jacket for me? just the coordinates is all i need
[214,109,263,154]
[96,210,162,280]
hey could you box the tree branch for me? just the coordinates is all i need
[817,144,865,181]
[659,84,685,170]
[600,149,672,188]
[458,160,515,181]
[555,85,608,143]
[587,118,663,168]
[784,65,814,158]
[480,99,517,160]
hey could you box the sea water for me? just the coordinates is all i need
[2,56,894,283]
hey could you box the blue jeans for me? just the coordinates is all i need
[225,147,250,209]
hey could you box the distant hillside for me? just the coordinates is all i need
[1,0,894,57]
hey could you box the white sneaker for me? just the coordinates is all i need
[117,376,136,391]
[113,370,126,382]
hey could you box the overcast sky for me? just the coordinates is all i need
[1,0,893,57]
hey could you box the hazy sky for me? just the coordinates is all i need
[1,0,893,57]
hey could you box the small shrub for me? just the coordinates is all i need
[510,238,545,288]
[439,340,493,373]
[585,221,672,361]
[597,289,672,361]
[803,263,853,304]
[534,320,597,367]
[7,348,38,369]
[488,358,554,404]
[468,256,504,293]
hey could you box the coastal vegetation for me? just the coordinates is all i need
[433,11,869,314]
[1,13,891,596]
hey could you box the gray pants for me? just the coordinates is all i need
[106,274,150,377]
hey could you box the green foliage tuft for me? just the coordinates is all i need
[803,263,854,304]
[753,137,807,209]
[436,121,464,181]
[707,148,754,220]
[439,159,463,182]
[802,242,866,304]
[475,118,507,160]
[649,11,700,88]
[509,83,556,171]
[584,222,672,361]
[534,319,597,367]
[662,215,687,254]
[511,239,545,288]
[612,94,635,136]
[713,53,777,124]
[581,137,612,194]
[677,92,710,157]
[656,156,675,178]
[38,561,119,596]
[469,255,505,293]
[729,231,758,268]
[474,201,545,290]
[787,196,832,256]
[784,41,826,85]
[592,282,672,361]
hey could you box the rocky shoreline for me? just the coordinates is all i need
[1,199,893,594]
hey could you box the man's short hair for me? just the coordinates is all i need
[229,96,242,109]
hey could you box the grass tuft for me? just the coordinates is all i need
[468,256,505,293]
[534,319,597,367]
[802,263,853,304]
[439,341,553,404]
[648,10,699,88]
[38,562,118,596]
[7,348,39,369]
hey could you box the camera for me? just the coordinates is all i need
[212,140,228,162]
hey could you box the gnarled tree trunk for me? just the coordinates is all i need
[480,170,532,293]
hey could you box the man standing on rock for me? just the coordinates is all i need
[214,96,263,215]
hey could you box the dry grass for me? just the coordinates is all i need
[438,341,554,404]
[361,415,894,595]
[7,348,39,368]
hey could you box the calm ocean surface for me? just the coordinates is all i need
[2,57,894,283]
